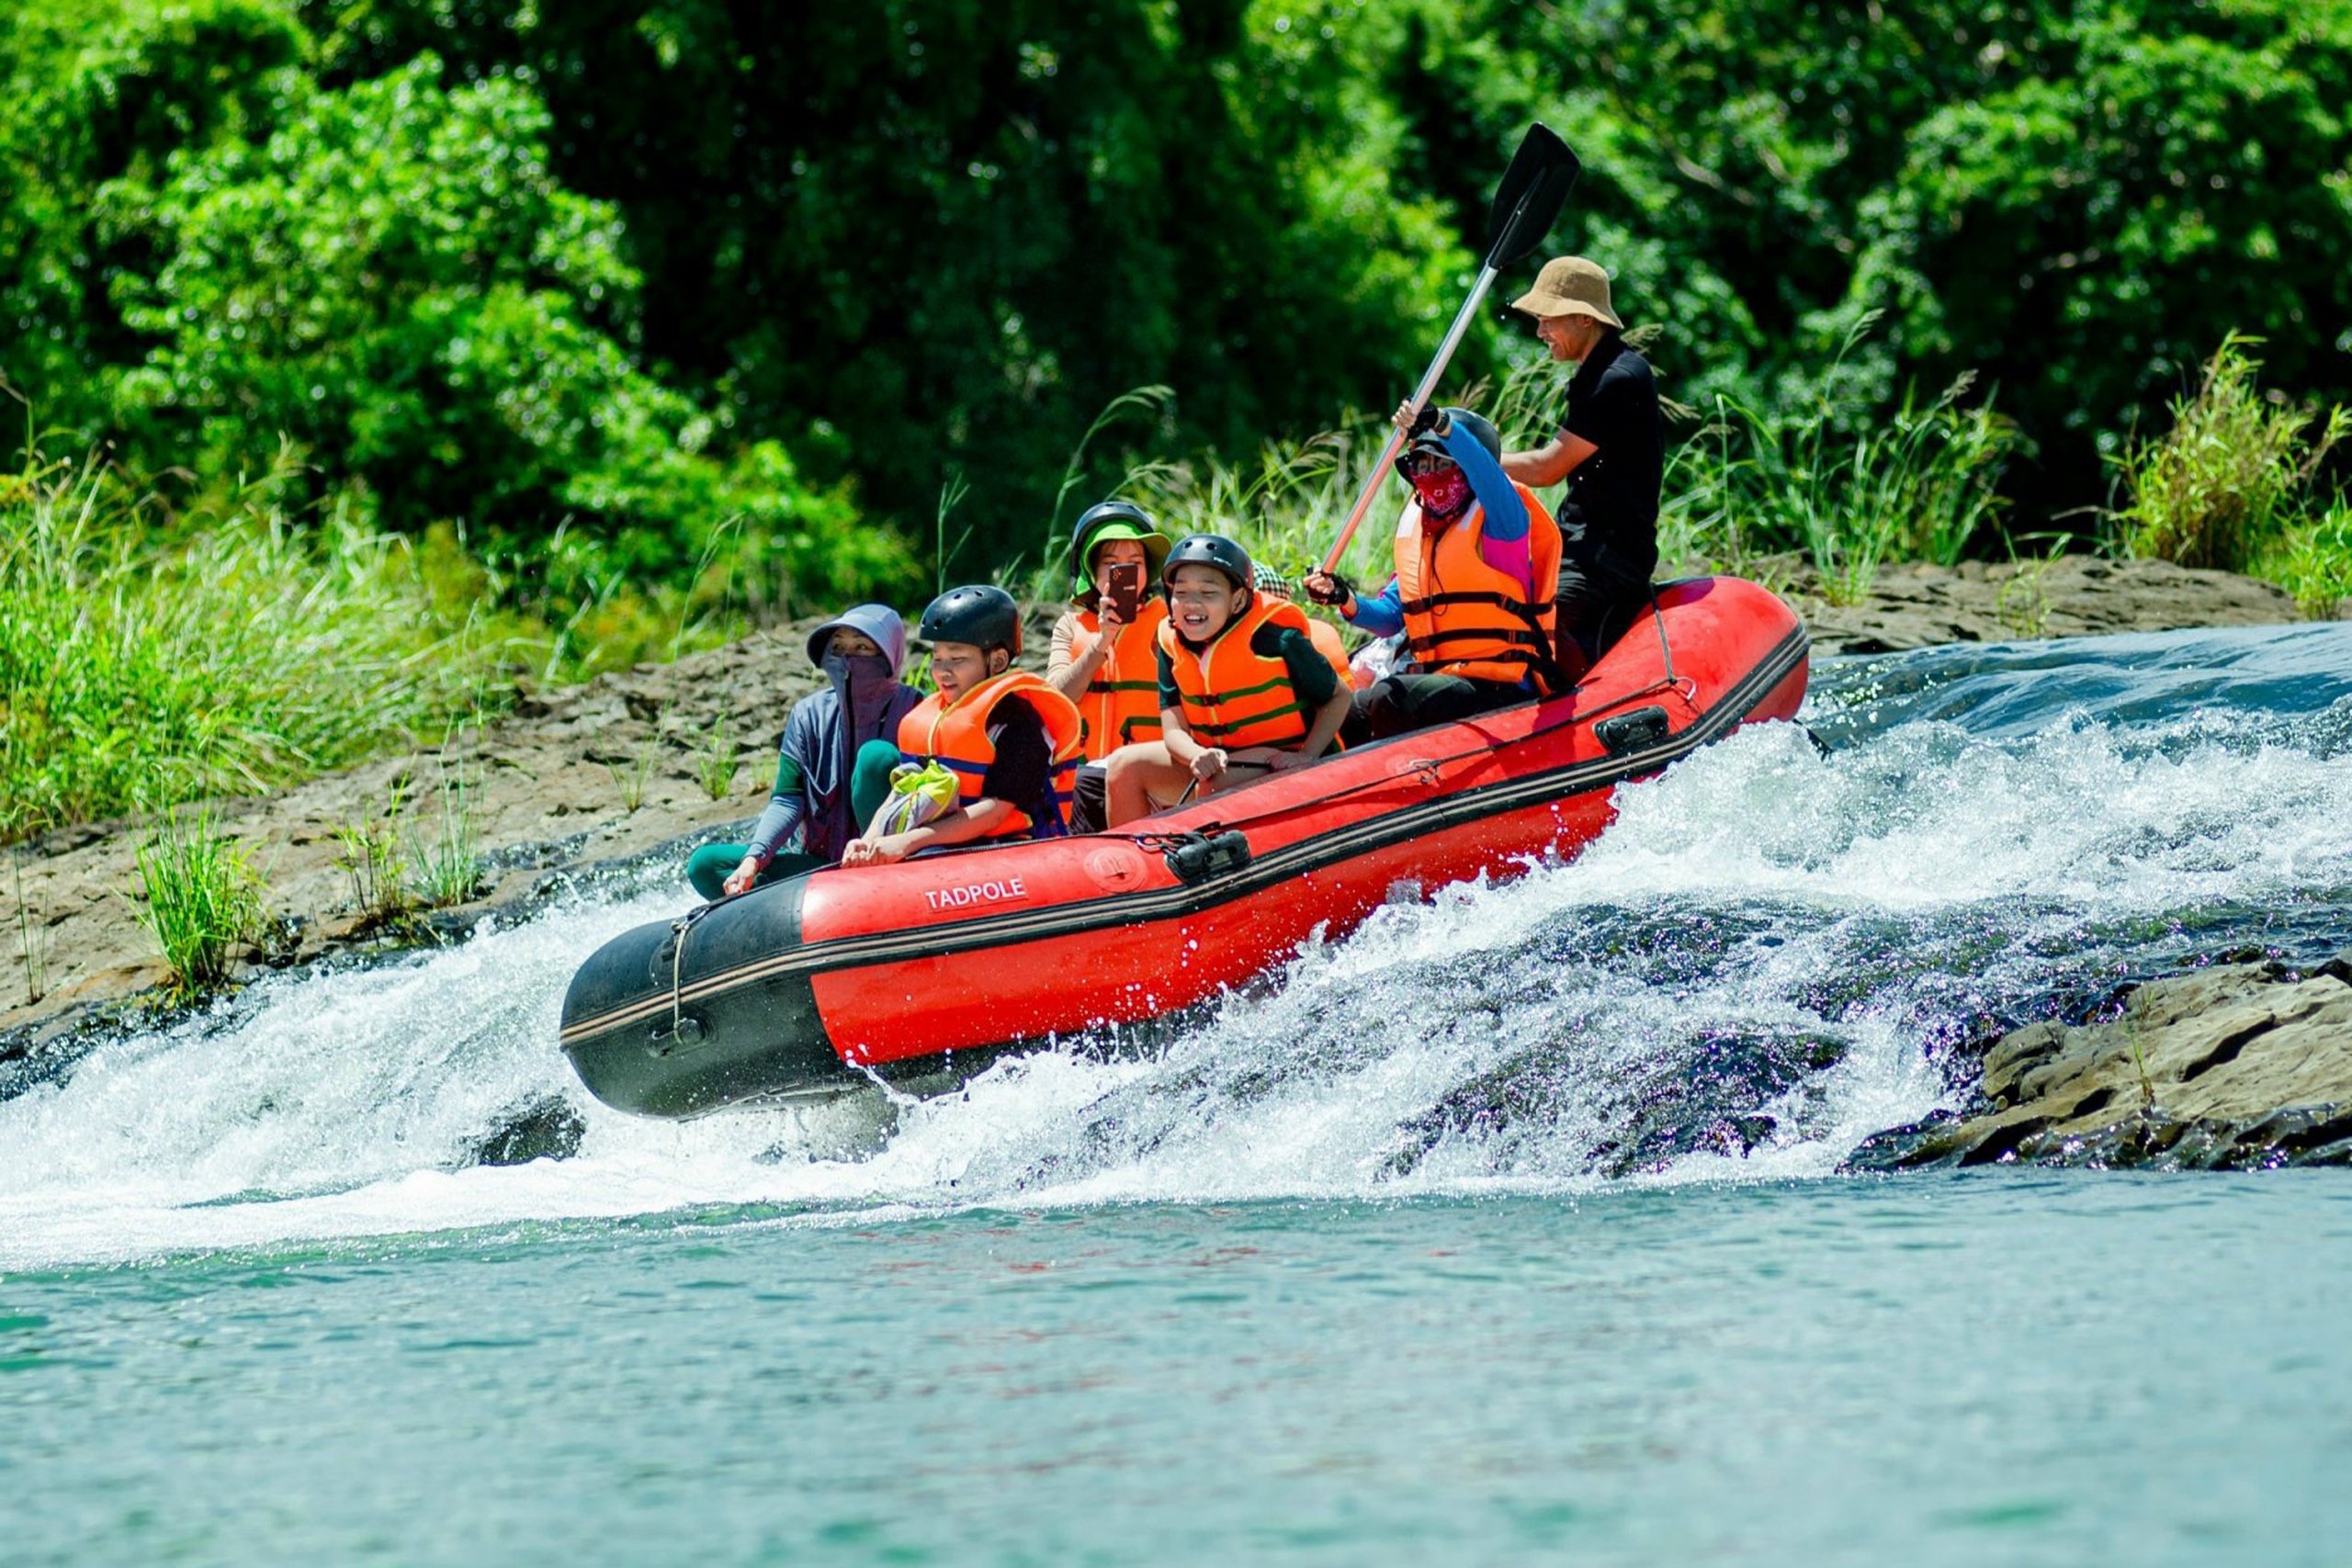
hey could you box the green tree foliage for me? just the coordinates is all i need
[7,0,2351,599]
[1447,0,2352,513]
[1858,3,2352,498]
[297,0,1467,570]
[0,0,311,401]
[2,0,903,615]
[96,50,896,592]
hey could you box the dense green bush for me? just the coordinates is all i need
[2,3,906,617]
[290,0,1469,571]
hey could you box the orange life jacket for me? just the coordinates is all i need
[1156,598,1339,753]
[897,671,1085,841]
[1394,484,1563,692]
[1067,599,1169,761]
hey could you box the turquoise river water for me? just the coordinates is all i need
[7,624,2352,1564]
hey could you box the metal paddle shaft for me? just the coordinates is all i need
[1318,269,1499,575]
[1317,124,1580,578]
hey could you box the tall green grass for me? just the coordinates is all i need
[0,434,823,843]
[1003,406,1401,607]
[1014,347,2020,613]
[2117,334,2350,581]
[132,807,265,999]
[2260,502,2352,618]
[0,448,504,840]
[1661,311,2025,604]
[2117,334,2348,570]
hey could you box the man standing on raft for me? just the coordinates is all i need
[1498,256,1664,671]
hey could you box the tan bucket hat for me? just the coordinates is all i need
[1510,255,1623,327]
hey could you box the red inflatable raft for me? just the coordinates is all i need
[560,576,1809,1115]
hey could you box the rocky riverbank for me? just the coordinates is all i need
[4,559,2342,1145]
[1793,555,2317,655]
[1849,957,2352,1170]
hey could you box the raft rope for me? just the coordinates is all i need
[1106,655,1687,850]
[1647,589,1679,691]
[666,901,716,1045]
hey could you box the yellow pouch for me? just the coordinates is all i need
[871,760,958,837]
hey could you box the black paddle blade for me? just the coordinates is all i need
[1483,123,1580,269]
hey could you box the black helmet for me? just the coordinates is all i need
[919,584,1022,659]
[1068,501,1171,585]
[1160,534,1254,594]
[1396,406,1503,479]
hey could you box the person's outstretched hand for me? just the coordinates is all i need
[1301,570,1351,610]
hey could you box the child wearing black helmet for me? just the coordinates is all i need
[1102,536,1351,828]
[841,586,1085,865]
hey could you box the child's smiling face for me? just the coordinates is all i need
[1166,563,1246,642]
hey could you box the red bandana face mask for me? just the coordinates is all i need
[1410,465,1471,519]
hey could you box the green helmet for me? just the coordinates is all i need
[1161,534,1254,595]
[919,584,1023,659]
[1069,501,1172,589]
[1396,406,1503,479]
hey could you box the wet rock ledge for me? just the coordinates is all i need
[1853,957,2352,1171]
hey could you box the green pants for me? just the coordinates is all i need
[685,740,899,900]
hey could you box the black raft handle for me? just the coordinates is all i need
[1593,705,1672,756]
[1163,830,1253,886]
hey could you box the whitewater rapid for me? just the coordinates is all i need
[6,625,2351,1269]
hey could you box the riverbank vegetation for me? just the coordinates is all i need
[131,807,265,999]
[2113,336,2352,613]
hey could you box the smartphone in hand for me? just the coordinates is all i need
[1105,561,1144,621]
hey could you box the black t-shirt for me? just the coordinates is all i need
[980,695,1051,815]
[1155,623,1340,717]
[1558,332,1664,589]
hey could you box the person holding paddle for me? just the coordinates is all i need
[1297,122,1582,735]
[1303,407,1563,740]
[1500,256,1664,671]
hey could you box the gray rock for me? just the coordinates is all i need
[1850,963,2352,1171]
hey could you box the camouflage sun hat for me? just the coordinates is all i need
[1250,562,1296,601]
